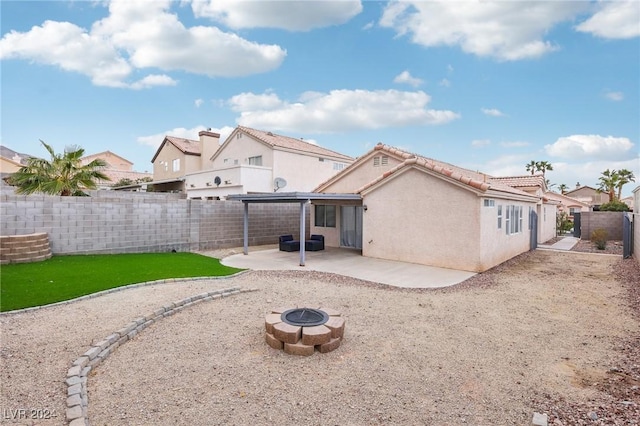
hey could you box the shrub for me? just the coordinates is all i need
[599,200,629,211]
[556,211,573,235]
[591,228,608,250]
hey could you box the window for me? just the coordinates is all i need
[318,158,325,162]
[373,155,388,167]
[483,199,495,207]
[497,205,502,229]
[506,205,522,235]
[248,155,262,166]
[172,158,180,172]
[333,163,345,171]
[569,207,579,215]
[314,205,336,227]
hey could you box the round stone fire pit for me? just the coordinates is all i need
[265,307,345,356]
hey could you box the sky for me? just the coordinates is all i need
[1,0,639,197]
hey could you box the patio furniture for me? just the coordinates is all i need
[305,234,325,251]
[279,235,300,252]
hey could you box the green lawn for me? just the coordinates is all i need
[0,253,243,312]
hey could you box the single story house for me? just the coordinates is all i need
[306,143,557,273]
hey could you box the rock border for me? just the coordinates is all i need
[64,285,258,426]
[0,271,249,316]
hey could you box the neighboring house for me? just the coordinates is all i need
[80,151,152,189]
[564,185,608,209]
[184,126,354,199]
[544,191,590,218]
[621,196,634,211]
[150,130,221,193]
[0,145,30,174]
[309,143,556,273]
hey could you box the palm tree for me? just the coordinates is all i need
[615,169,636,200]
[597,169,619,202]
[558,183,568,194]
[525,160,537,175]
[535,161,553,177]
[10,140,109,196]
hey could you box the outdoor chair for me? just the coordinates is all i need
[279,234,300,252]
[305,234,325,251]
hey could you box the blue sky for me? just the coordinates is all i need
[1,0,639,196]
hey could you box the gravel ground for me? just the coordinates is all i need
[1,249,638,425]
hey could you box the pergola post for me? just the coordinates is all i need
[243,202,249,255]
[299,200,307,266]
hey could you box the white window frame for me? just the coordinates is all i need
[497,205,502,229]
[172,158,180,172]
[248,155,262,166]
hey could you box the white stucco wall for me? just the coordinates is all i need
[538,203,557,243]
[361,168,484,272]
[185,166,272,199]
[212,135,274,170]
[478,199,534,271]
[273,150,350,192]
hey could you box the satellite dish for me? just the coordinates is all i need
[214,176,222,186]
[274,177,287,192]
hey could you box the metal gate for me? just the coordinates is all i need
[530,210,538,250]
[623,213,632,258]
[573,212,581,238]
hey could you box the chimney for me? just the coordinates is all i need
[199,130,220,170]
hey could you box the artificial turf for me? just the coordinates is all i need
[0,252,243,312]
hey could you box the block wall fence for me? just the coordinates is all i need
[579,211,624,241]
[0,191,309,255]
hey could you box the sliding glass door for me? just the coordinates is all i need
[340,206,363,249]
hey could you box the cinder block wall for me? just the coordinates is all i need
[580,211,624,241]
[0,191,308,255]
[634,213,639,262]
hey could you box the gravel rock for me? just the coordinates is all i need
[1,249,638,425]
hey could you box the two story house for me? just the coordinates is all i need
[184,126,353,199]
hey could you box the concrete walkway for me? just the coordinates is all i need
[221,248,476,289]
[538,236,579,251]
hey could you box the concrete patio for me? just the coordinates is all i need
[220,247,476,289]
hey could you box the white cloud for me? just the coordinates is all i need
[481,108,505,117]
[379,1,588,61]
[500,141,529,148]
[393,70,423,87]
[0,0,286,88]
[576,1,640,39]
[138,125,235,148]
[195,99,204,108]
[232,89,460,133]
[439,78,451,88]
[545,135,636,161]
[190,0,362,31]
[471,139,491,148]
[605,91,624,101]
[228,92,284,112]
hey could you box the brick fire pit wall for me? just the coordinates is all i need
[264,307,345,356]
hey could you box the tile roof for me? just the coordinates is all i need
[544,191,590,207]
[165,136,201,155]
[81,151,134,167]
[489,175,546,188]
[237,126,353,162]
[355,144,536,199]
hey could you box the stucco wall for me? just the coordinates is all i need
[320,154,404,193]
[538,203,557,243]
[0,191,305,254]
[361,169,484,272]
[580,211,624,240]
[272,150,350,193]
[212,135,274,169]
[153,143,199,181]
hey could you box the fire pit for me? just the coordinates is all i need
[265,307,345,356]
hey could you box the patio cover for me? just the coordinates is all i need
[226,192,362,266]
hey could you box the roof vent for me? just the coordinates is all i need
[267,131,274,136]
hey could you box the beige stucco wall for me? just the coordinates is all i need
[153,143,199,181]
[320,153,404,193]
[0,157,22,173]
[212,135,274,170]
[361,168,485,272]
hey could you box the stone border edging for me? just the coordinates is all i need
[0,271,250,316]
[64,285,259,426]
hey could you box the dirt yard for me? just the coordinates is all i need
[1,250,638,425]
